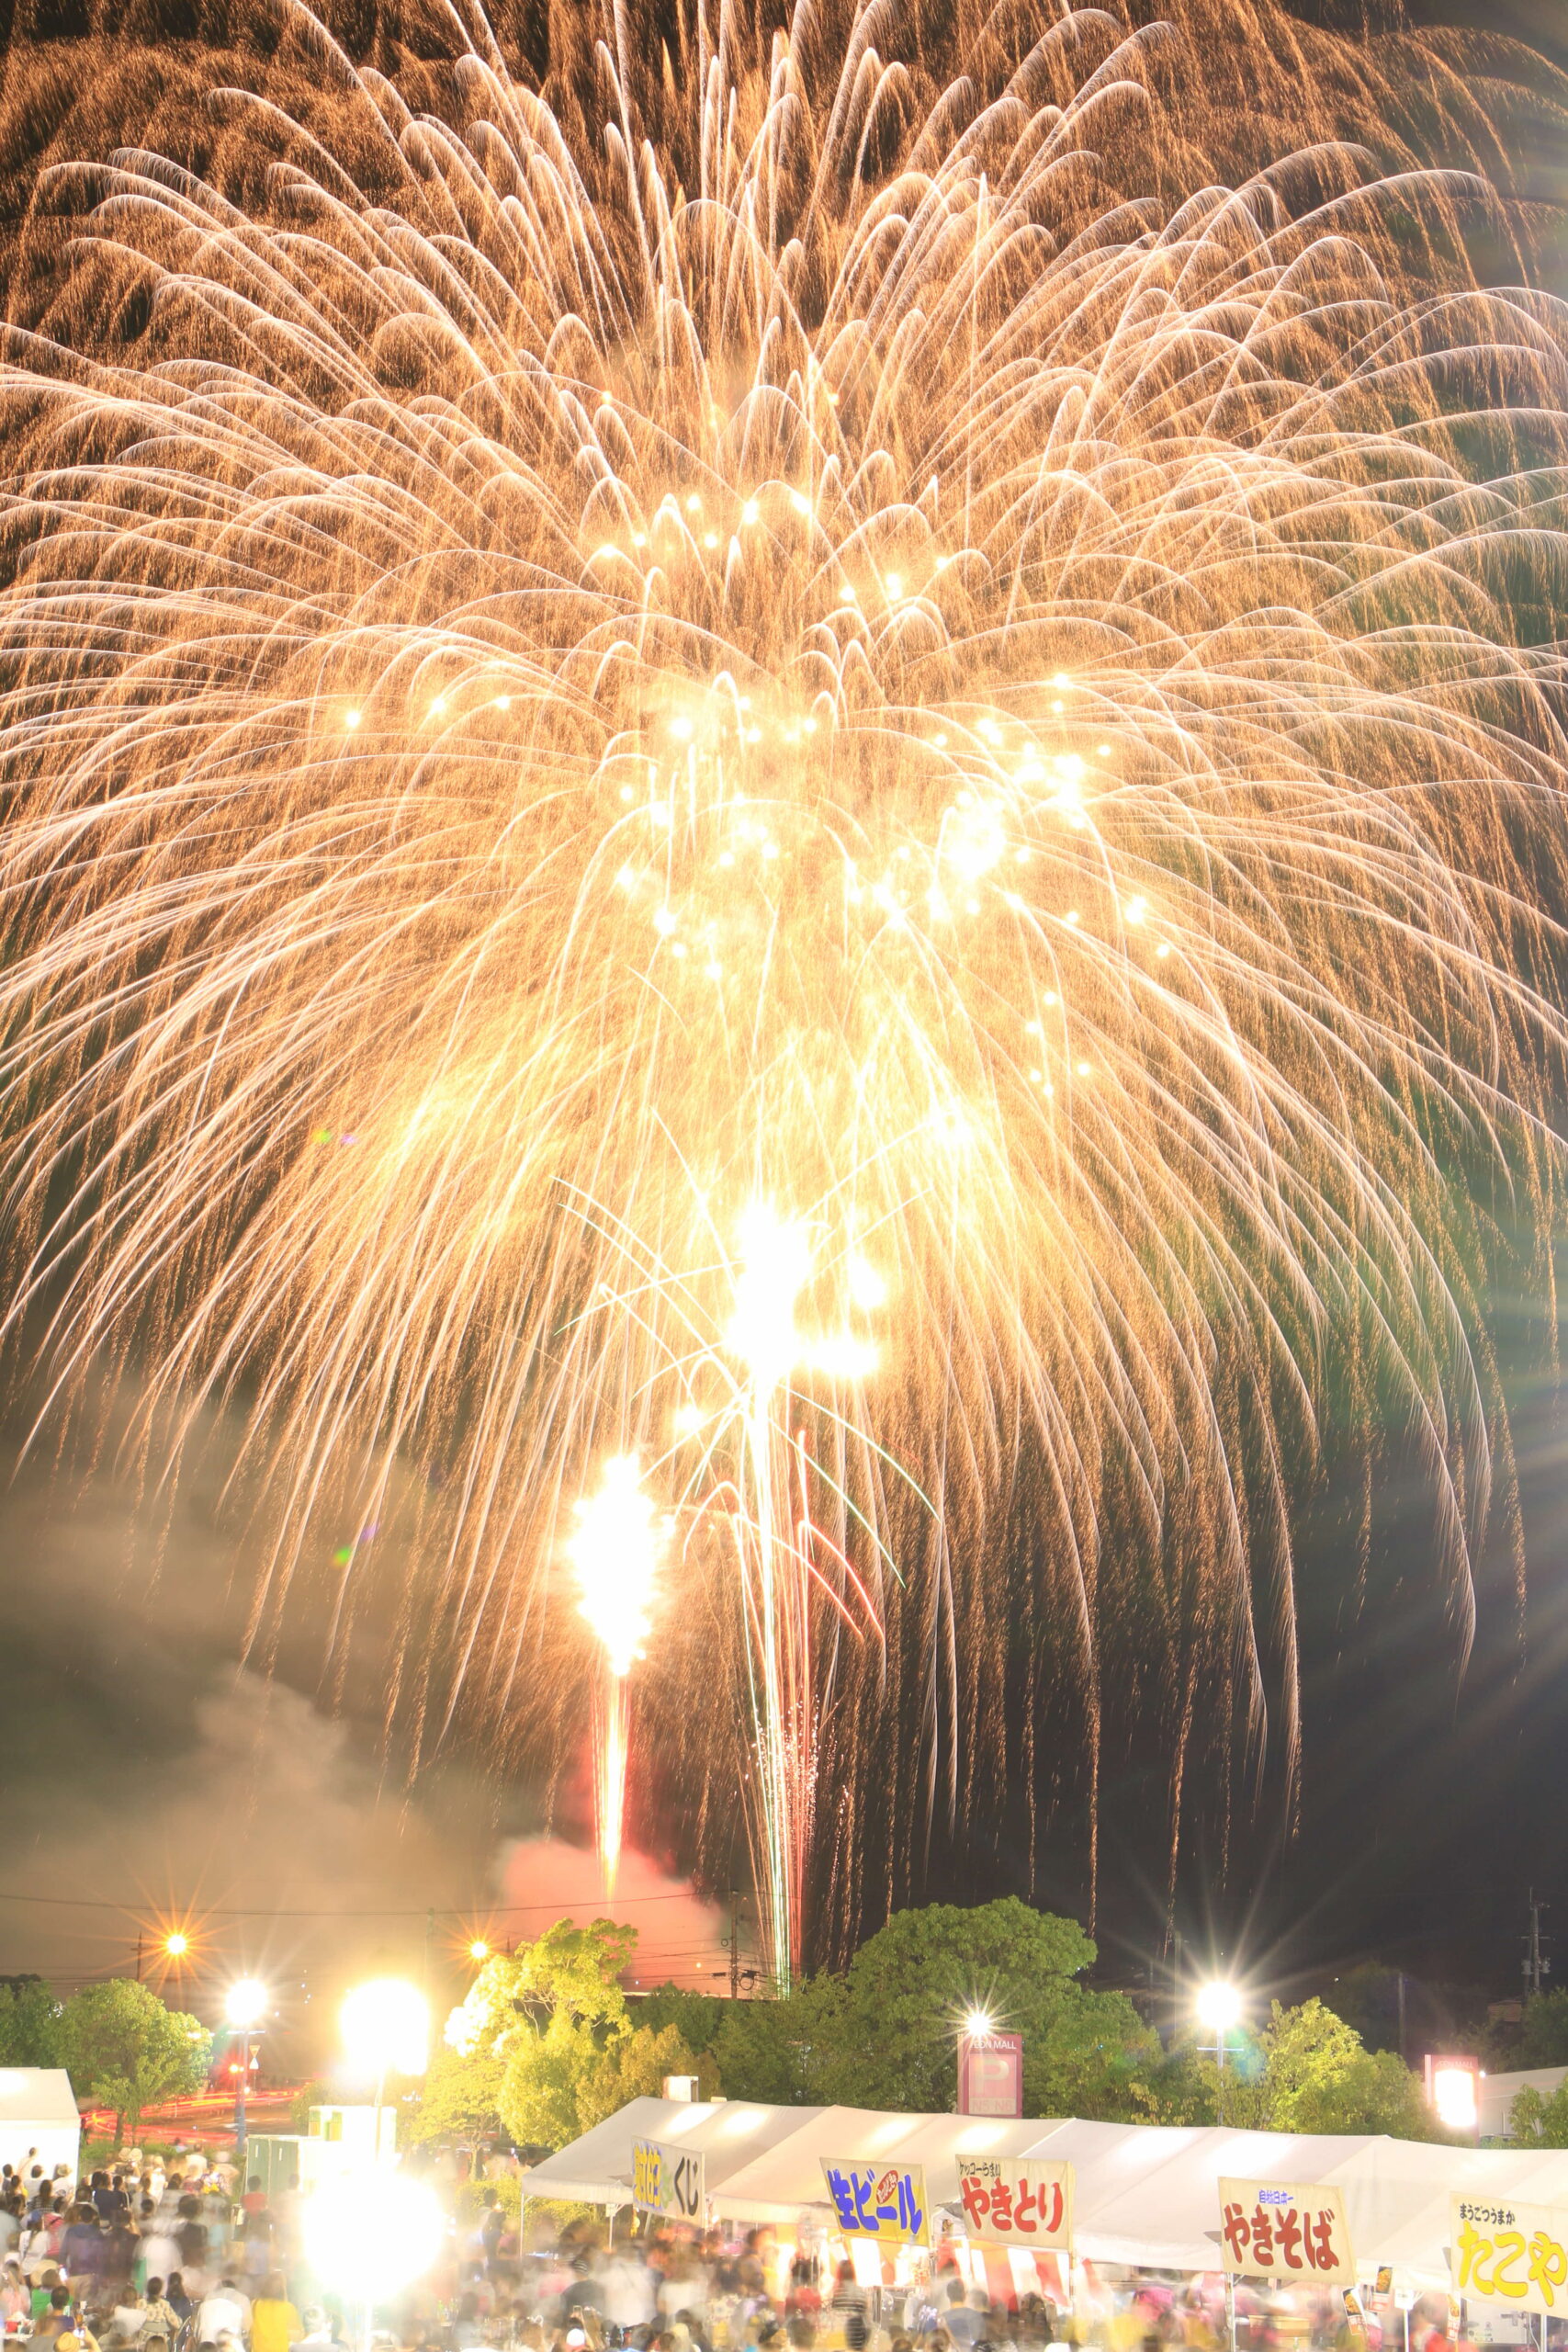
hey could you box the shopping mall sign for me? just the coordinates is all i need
[1451,2194,1568,2314]
[821,2158,931,2245]
[1218,2178,1355,2286]
[631,2135,705,2221]
[956,2156,1073,2249]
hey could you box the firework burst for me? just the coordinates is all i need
[2,0,1568,1965]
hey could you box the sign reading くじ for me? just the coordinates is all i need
[1451,2196,1568,2315]
[1219,2179,1355,2287]
[631,2136,705,2221]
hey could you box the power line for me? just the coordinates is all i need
[0,1888,715,1918]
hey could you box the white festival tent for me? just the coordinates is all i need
[0,2067,81,2183]
[525,2098,1568,2290]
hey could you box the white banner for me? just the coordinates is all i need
[1218,2178,1355,2287]
[1451,2194,1568,2317]
[631,2135,705,2220]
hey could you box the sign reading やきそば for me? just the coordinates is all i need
[956,2157,1073,2249]
[1450,2195,1568,2315]
[631,2136,705,2221]
[1218,2180,1355,2287]
[821,2159,930,2245]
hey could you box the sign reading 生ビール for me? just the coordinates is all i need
[1218,2179,1355,2287]
[821,2159,930,2245]
[956,2157,1072,2249]
[1450,2195,1568,2315]
[631,2136,705,2221]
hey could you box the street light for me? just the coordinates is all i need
[964,2008,994,2036]
[1196,1981,1243,2123]
[341,1979,429,2165]
[224,1979,268,2165]
[164,1931,189,1960]
[468,1940,491,1963]
[305,2169,444,2349]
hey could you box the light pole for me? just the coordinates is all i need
[224,1979,268,2168]
[1196,1981,1243,2124]
[340,1978,430,2167]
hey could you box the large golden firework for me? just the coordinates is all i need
[1,0,1567,1971]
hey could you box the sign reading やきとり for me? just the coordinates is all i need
[1450,2195,1568,2316]
[631,2136,705,2221]
[956,2157,1073,2249]
[1218,2179,1356,2287]
[821,2159,931,2245]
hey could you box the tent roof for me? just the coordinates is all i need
[525,2098,1568,2286]
[0,2070,80,2130]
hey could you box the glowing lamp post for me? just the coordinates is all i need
[341,1977,430,2165]
[224,1978,268,2164]
[305,2169,444,2350]
[1196,1981,1244,2123]
[1425,2053,1481,2139]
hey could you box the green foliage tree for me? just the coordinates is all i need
[402,2046,507,2147]
[1505,1992,1568,2071]
[711,1997,808,2104]
[1158,1998,1437,2137]
[1506,2082,1568,2146]
[435,1919,711,2152]
[757,1898,1159,2117]
[0,1980,62,2067]
[55,1980,210,2145]
[1321,1965,1407,2056]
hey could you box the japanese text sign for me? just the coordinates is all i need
[1450,2196,1568,2315]
[821,2158,930,2245]
[631,2136,705,2221]
[958,2031,1024,2118]
[956,2157,1073,2249]
[1219,2178,1355,2287]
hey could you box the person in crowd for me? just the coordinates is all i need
[195,2274,253,2346]
[61,2207,103,2301]
[946,2285,989,2349]
[34,2283,78,2346]
[164,2274,194,2324]
[0,2256,28,2326]
[140,2278,183,2346]
[250,2272,301,2352]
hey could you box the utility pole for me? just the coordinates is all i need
[135,1934,143,1984]
[1397,1971,1407,2061]
[1524,1890,1551,1998]
[728,1892,740,2000]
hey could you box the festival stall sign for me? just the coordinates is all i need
[631,2135,705,2221]
[1219,2179,1355,2287]
[1450,2194,1568,2315]
[822,2158,931,2245]
[956,2156,1073,2250]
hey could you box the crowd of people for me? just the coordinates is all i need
[0,2151,1451,2352]
[0,2150,333,2352]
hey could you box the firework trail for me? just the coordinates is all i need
[566,1453,669,1897]
[1,0,1567,1966]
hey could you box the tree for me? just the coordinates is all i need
[0,1980,62,2068]
[55,1981,210,2145]
[1506,2082,1568,2147]
[402,2046,507,2148]
[436,1918,708,2152]
[770,1898,1159,2115]
[712,1998,808,2104]
[1504,1992,1568,2071]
